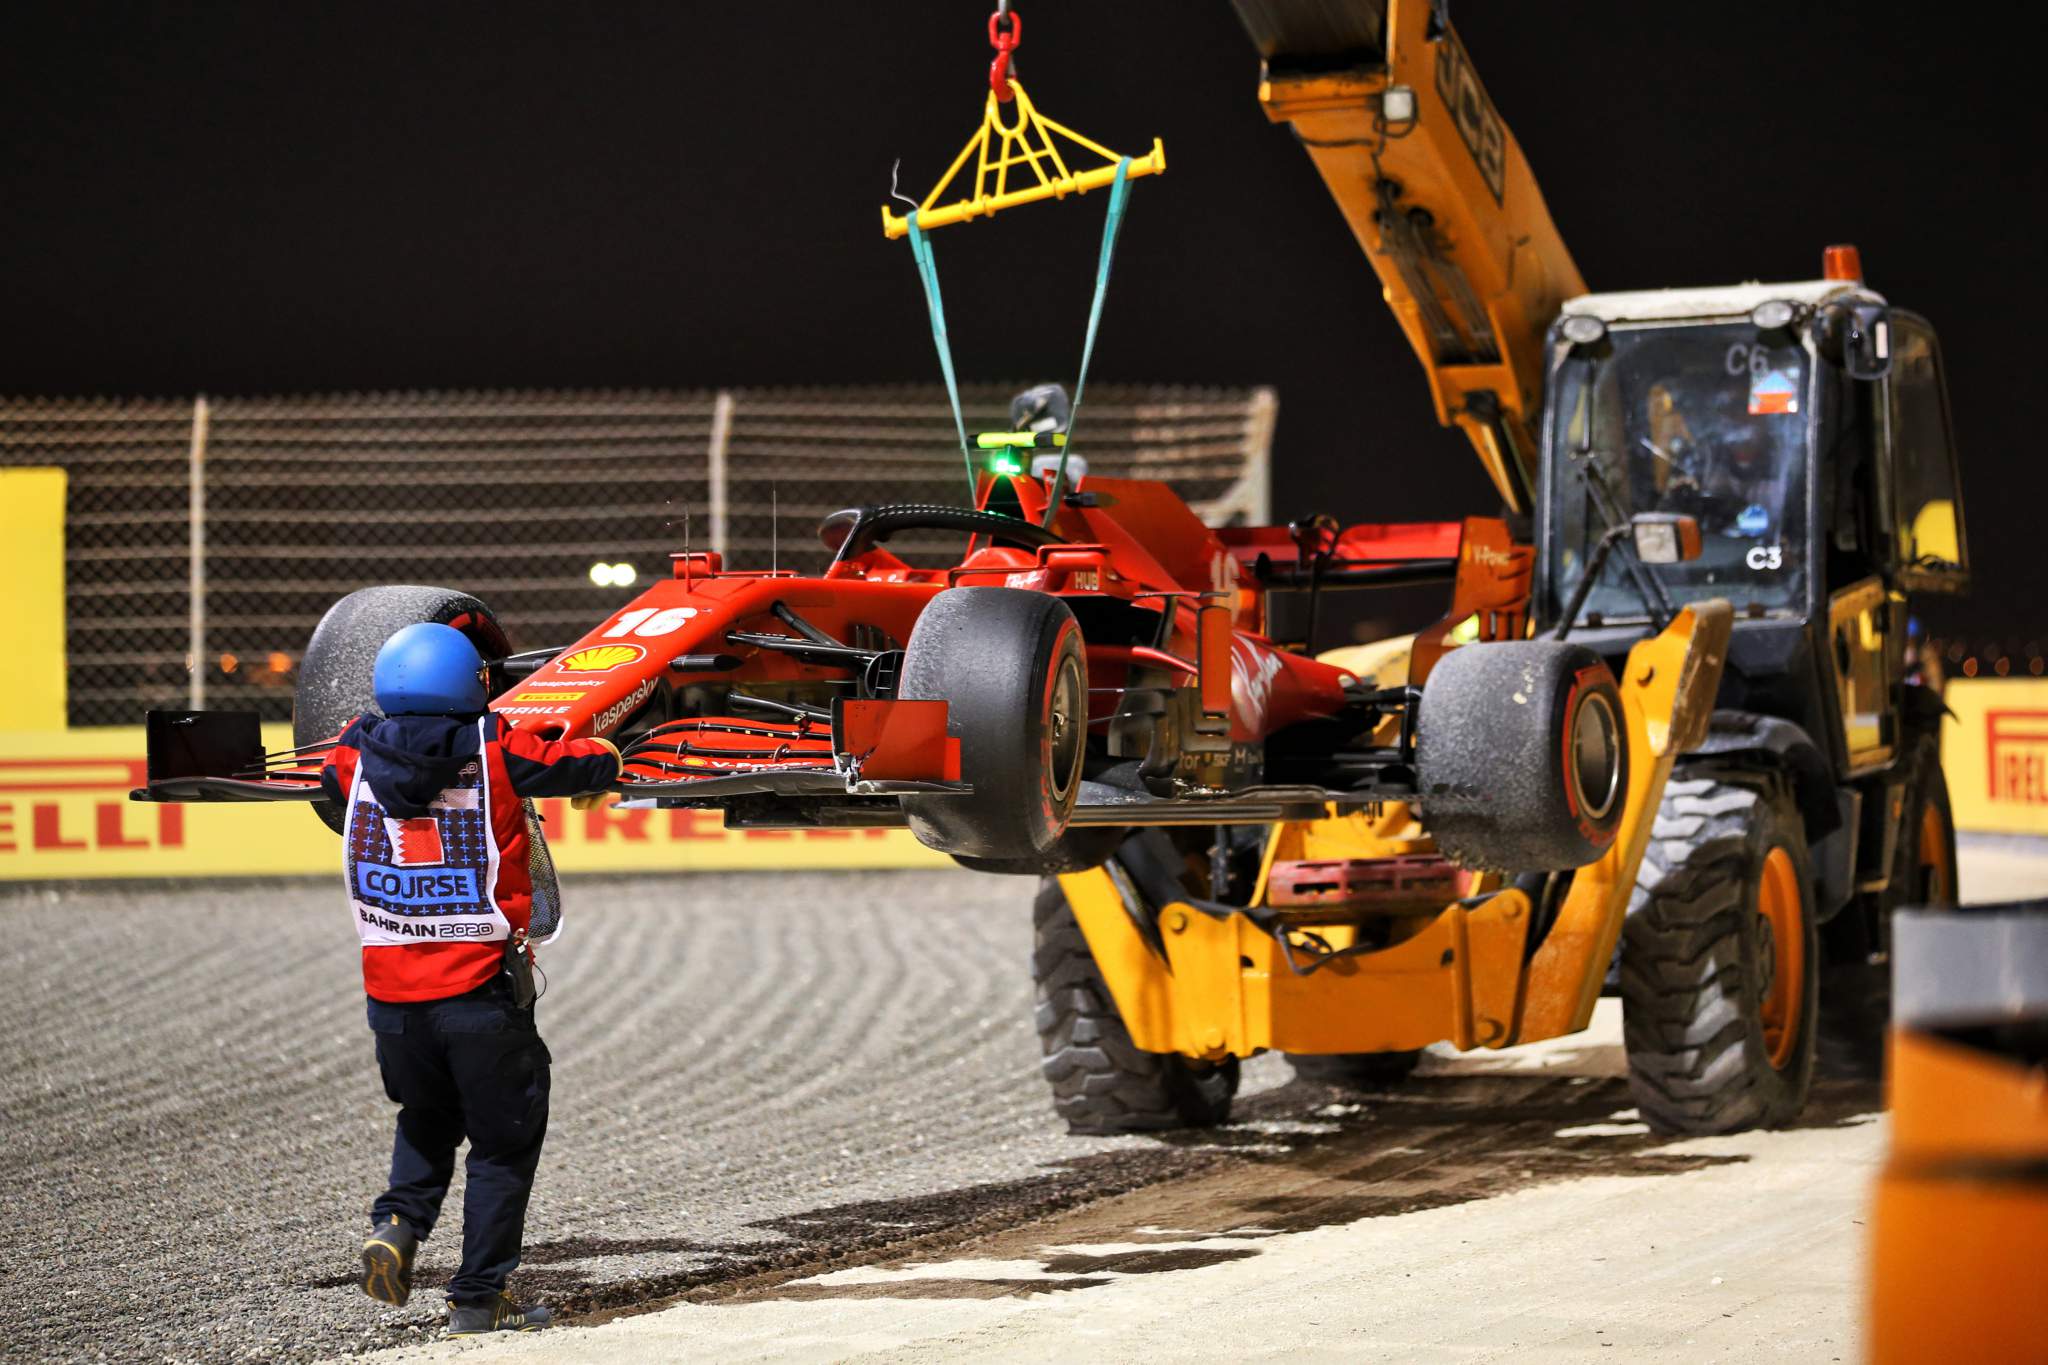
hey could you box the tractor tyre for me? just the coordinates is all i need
[951,826,1130,876]
[1032,879,1238,1134]
[1416,640,1628,872]
[1287,1051,1422,1088]
[899,588,1088,868]
[294,585,512,834]
[1621,771,1819,1134]
[1818,733,1958,1079]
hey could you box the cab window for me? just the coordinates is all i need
[1548,320,1810,623]
[1886,317,1968,590]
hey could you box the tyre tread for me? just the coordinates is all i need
[1620,773,1817,1135]
[1030,880,1236,1134]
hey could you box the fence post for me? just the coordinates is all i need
[187,395,210,708]
[707,389,735,559]
[1244,386,1277,524]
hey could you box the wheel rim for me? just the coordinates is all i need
[1757,845,1806,1070]
[1917,801,1953,903]
[1046,655,1084,802]
[1569,689,1623,823]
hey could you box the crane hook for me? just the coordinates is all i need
[988,6,1021,102]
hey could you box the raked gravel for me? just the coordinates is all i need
[0,870,1288,1364]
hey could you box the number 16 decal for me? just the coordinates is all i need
[604,606,699,638]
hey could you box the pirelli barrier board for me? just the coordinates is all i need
[1944,678,2048,837]
[0,725,947,880]
[8,677,2042,877]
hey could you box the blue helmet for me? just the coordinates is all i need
[372,622,488,716]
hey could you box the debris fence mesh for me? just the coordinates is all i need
[0,385,1274,726]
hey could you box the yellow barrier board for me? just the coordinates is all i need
[1944,679,2048,836]
[0,725,947,880]
[1,469,69,732]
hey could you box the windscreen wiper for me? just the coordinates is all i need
[1553,351,1676,638]
[1557,449,1676,639]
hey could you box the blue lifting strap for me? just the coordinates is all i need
[903,155,1136,512]
[905,210,977,494]
[1042,156,1131,527]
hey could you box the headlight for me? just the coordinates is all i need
[1750,299,1797,330]
[1560,313,1607,346]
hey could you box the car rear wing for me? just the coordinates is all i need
[1218,519,1465,588]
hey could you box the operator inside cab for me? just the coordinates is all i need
[1551,322,1809,622]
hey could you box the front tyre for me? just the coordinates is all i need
[899,588,1088,868]
[1621,771,1818,1134]
[1416,640,1628,872]
[1032,880,1237,1133]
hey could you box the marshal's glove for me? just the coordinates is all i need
[571,738,625,809]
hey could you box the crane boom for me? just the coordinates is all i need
[1232,0,1584,513]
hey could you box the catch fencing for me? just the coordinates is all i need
[1,385,1273,726]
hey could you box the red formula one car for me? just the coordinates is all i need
[136,429,1627,878]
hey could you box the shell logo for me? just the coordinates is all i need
[557,644,647,673]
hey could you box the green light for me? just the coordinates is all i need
[988,453,1024,475]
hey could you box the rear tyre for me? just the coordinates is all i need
[952,826,1130,876]
[1287,1051,1422,1088]
[294,586,512,834]
[1818,732,1957,1079]
[1416,641,1628,872]
[1621,772,1818,1134]
[1032,879,1238,1133]
[900,588,1088,868]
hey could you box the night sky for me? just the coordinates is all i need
[3,1,2037,645]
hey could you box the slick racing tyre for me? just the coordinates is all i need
[1415,640,1627,872]
[1620,770,1819,1134]
[294,585,512,834]
[1032,879,1238,1133]
[899,587,1088,869]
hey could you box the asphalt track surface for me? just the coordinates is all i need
[4,839,2042,1364]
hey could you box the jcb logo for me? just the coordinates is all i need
[1433,26,1506,203]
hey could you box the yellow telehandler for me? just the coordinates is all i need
[1035,0,1964,1137]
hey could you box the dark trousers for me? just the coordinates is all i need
[366,977,551,1305]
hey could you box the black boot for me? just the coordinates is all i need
[447,1293,553,1335]
[359,1215,419,1307]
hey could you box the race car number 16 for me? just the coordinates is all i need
[604,606,699,637]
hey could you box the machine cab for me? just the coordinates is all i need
[1535,253,1969,780]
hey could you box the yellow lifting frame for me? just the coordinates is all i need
[881,80,1164,239]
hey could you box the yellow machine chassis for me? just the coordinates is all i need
[1057,602,1732,1061]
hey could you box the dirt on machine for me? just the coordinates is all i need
[132,2,1968,1146]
